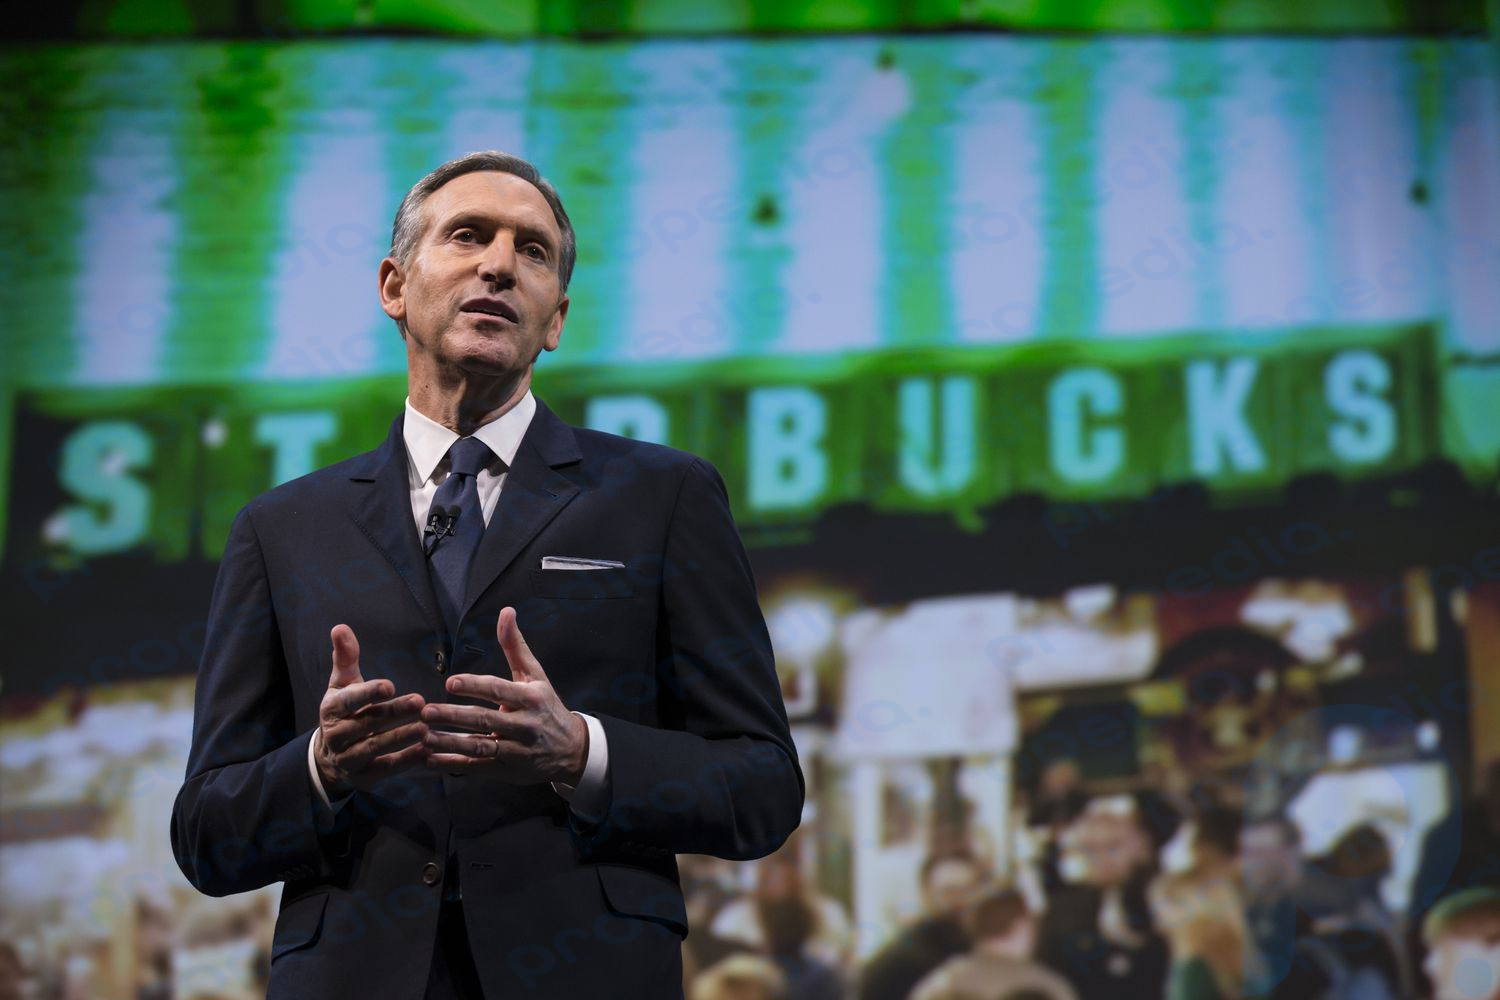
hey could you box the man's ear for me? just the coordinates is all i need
[378,257,405,329]
[544,293,569,352]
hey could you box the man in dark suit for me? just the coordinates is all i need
[170,151,805,999]
[1035,805,1167,1000]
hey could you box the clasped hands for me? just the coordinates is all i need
[311,607,588,795]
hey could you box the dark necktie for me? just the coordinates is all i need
[424,436,496,634]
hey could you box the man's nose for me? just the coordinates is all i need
[478,239,517,284]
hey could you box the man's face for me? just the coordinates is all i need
[923,858,982,918]
[1058,811,1147,888]
[380,170,568,382]
[1425,936,1500,1000]
[1041,760,1081,797]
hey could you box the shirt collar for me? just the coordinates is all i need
[402,391,537,486]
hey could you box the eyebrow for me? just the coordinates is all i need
[434,211,558,253]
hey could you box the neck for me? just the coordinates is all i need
[408,367,530,435]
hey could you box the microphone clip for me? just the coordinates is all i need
[424,505,460,545]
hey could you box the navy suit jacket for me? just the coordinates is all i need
[170,398,804,998]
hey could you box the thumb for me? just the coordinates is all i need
[329,624,364,689]
[496,607,544,682]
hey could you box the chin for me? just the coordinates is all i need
[447,337,519,373]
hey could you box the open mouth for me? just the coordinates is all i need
[460,299,519,323]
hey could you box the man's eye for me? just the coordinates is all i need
[523,244,546,260]
[454,230,478,242]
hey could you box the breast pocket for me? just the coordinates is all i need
[516,569,651,667]
[527,568,637,607]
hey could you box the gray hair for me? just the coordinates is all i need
[388,150,576,293]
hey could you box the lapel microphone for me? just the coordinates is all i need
[424,505,461,552]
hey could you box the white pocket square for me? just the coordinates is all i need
[541,556,626,570]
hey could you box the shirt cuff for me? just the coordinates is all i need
[551,712,609,819]
[306,731,350,811]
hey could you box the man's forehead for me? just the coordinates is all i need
[426,171,556,227]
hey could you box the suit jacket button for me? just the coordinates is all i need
[434,650,446,673]
[422,862,442,887]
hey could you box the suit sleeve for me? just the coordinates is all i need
[575,456,805,860]
[169,506,343,896]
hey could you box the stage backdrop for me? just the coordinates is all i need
[2,2,1499,997]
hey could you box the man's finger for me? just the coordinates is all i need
[422,730,515,759]
[321,678,401,723]
[367,741,429,774]
[424,753,501,770]
[329,624,364,689]
[323,694,426,743]
[423,746,521,770]
[351,692,426,724]
[496,607,547,683]
[443,673,529,709]
[422,704,532,741]
[343,720,429,767]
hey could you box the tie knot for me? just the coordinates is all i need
[446,436,494,479]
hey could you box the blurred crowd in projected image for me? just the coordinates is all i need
[4,570,1500,1000]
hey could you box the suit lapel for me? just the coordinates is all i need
[347,415,447,637]
[460,399,583,625]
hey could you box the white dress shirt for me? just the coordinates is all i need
[308,390,609,816]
